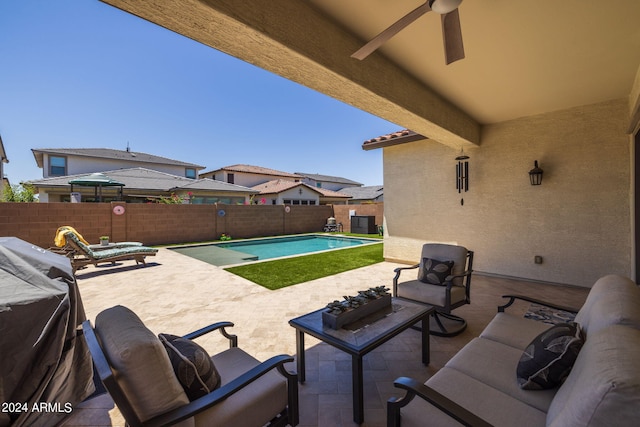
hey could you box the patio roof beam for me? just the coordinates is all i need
[99,0,480,149]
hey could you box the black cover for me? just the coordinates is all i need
[0,237,94,427]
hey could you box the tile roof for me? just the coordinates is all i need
[27,168,257,193]
[295,172,363,186]
[251,179,351,198]
[314,187,351,198]
[31,148,205,169]
[361,129,426,150]
[204,164,303,179]
[338,185,383,200]
[250,179,314,194]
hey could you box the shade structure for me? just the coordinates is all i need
[0,237,94,426]
[69,172,125,202]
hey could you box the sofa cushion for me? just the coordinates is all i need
[575,274,640,336]
[396,367,546,427]
[516,322,584,390]
[419,257,454,285]
[94,306,191,424]
[480,312,552,350]
[159,334,221,400]
[546,325,640,426]
[193,347,288,427]
[445,337,556,412]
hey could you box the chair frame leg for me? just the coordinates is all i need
[430,312,467,337]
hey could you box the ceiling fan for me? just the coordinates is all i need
[351,0,465,65]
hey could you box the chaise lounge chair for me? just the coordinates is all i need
[61,231,158,273]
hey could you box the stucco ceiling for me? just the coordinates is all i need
[99,0,640,147]
[308,0,640,124]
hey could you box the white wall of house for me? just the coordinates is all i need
[382,98,631,288]
[41,154,196,179]
[275,186,320,205]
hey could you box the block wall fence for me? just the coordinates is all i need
[0,202,383,248]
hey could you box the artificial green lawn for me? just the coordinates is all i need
[224,242,384,290]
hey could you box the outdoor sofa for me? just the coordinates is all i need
[388,274,640,426]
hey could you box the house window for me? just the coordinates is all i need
[227,173,234,184]
[185,168,196,179]
[316,182,322,188]
[49,156,67,176]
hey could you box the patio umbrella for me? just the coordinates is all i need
[69,172,125,202]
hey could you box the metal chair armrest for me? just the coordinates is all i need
[393,264,420,281]
[144,355,297,427]
[387,377,493,427]
[498,294,579,314]
[183,321,238,347]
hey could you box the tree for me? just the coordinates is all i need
[1,183,37,202]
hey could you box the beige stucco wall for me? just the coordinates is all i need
[383,98,631,288]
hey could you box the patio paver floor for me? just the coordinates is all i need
[61,248,589,427]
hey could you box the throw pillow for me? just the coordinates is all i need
[419,257,454,285]
[516,322,584,390]
[159,333,221,400]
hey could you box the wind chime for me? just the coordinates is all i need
[455,148,469,204]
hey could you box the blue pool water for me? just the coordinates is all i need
[170,234,379,266]
[219,235,374,259]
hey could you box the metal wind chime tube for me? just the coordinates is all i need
[455,150,469,193]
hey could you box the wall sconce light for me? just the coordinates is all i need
[455,149,469,193]
[529,160,543,185]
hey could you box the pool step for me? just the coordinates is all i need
[170,245,258,266]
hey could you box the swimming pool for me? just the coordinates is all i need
[170,234,380,266]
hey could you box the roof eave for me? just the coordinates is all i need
[362,132,427,151]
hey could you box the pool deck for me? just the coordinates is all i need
[62,247,589,427]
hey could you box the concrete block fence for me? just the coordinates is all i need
[0,202,383,249]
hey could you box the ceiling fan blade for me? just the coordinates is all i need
[351,2,431,60]
[441,8,465,64]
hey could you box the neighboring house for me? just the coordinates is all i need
[335,186,383,205]
[295,172,362,191]
[31,148,205,180]
[27,168,257,204]
[203,164,354,204]
[250,179,323,205]
[0,134,8,195]
[200,164,303,187]
[249,179,350,205]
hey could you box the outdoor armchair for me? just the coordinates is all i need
[82,305,299,427]
[393,243,474,336]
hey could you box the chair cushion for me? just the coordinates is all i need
[419,244,468,286]
[516,322,584,390]
[419,257,454,285]
[159,334,221,400]
[193,347,288,427]
[396,279,467,307]
[94,306,190,423]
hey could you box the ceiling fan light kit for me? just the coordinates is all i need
[351,0,465,64]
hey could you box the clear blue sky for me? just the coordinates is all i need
[0,0,400,187]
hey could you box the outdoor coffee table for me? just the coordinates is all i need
[289,297,434,424]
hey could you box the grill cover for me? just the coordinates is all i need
[0,237,94,427]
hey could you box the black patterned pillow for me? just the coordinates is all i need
[419,257,454,285]
[159,333,221,400]
[517,322,584,390]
